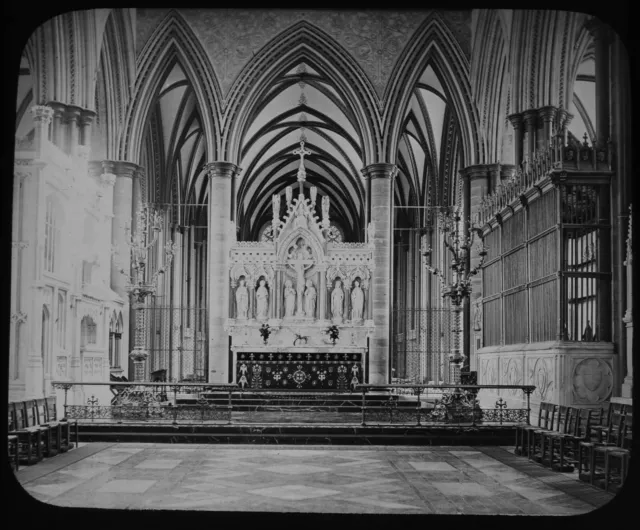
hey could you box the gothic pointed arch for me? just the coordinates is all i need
[384,13,483,172]
[222,21,381,165]
[119,9,221,166]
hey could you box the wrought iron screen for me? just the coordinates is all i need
[144,304,208,382]
[393,308,455,384]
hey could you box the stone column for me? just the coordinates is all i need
[48,102,66,150]
[171,226,183,380]
[538,106,558,150]
[319,267,327,321]
[522,110,538,160]
[487,163,501,194]
[206,162,239,384]
[622,207,633,397]
[110,162,138,299]
[79,110,96,146]
[507,113,524,166]
[30,105,54,156]
[64,106,81,156]
[362,163,397,384]
[586,19,611,147]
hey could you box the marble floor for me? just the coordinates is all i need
[15,443,614,515]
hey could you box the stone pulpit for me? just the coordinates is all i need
[225,180,375,390]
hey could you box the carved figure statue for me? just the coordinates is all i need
[322,195,330,221]
[272,193,280,221]
[368,221,376,243]
[351,279,364,321]
[331,279,344,320]
[288,239,314,316]
[235,278,249,319]
[255,279,269,321]
[284,279,296,318]
[304,279,317,318]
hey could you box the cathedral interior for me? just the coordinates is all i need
[8,8,636,514]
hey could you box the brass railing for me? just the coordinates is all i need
[51,381,535,427]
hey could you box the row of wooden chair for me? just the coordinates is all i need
[578,403,632,493]
[515,401,632,492]
[8,396,79,469]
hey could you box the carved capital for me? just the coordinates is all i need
[79,109,97,126]
[30,105,54,125]
[63,105,82,124]
[522,110,538,128]
[114,161,140,179]
[459,164,489,182]
[361,163,398,180]
[205,161,241,179]
[537,105,558,123]
[507,113,523,129]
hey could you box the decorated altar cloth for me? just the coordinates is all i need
[236,350,363,391]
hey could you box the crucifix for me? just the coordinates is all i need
[287,238,314,317]
[292,138,311,196]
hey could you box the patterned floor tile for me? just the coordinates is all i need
[248,484,342,501]
[97,479,157,493]
[135,459,182,470]
[409,461,457,472]
[259,463,331,475]
[431,482,493,497]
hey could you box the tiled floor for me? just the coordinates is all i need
[14,443,615,514]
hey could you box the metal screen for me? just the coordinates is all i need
[393,307,456,384]
[144,305,208,382]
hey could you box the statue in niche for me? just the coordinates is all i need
[255,279,269,321]
[284,279,296,318]
[304,279,317,318]
[235,278,249,320]
[272,193,280,220]
[286,186,293,207]
[351,279,364,321]
[331,279,344,321]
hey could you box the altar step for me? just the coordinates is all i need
[75,423,517,446]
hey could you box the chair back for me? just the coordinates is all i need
[573,408,592,437]
[24,401,41,428]
[606,408,626,444]
[8,404,17,431]
[609,402,626,426]
[45,397,58,422]
[555,405,570,433]
[564,407,578,435]
[34,398,48,425]
[13,402,29,430]
[620,411,633,449]
[539,402,557,429]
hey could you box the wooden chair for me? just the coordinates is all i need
[527,404,567,463]
[560,408,593,468]
[578,407,625,485]
[21,401,55,458]
[543,407,581,471]
[33,398,61,456]
[523,403,557,459]
[8,434,19,471]
[532,405,567,465]
[9,402,43,465]
[589,402,625,442]
[45,396,78,450]
[602,411,633,492]
[515,402,555,456]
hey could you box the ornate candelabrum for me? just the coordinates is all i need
[423,208,487,378]
[119,204,175,382]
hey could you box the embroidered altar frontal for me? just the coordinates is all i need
[236,351,363,390]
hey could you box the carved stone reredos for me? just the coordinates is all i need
[277,194,326,249]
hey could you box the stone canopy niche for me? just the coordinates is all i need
[225,183,375,390]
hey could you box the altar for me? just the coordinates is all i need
[223,138,376,390]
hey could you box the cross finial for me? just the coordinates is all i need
[293,137,311,185]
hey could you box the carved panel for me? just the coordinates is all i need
[501,356,523,396]
[527,357,554,402]
[93,357,104,378]
[571,357,613,404]
[479,356,498,385]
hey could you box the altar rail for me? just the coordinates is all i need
[357,384,535,427]
[52,381,535,427]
